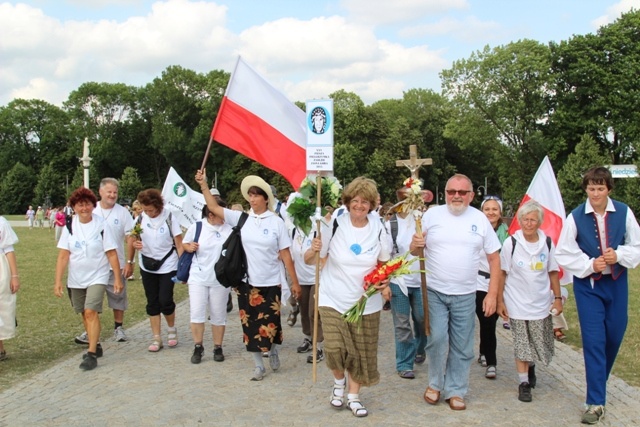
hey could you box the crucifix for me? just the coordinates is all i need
[396,144,431,336]
[395,144,431,180]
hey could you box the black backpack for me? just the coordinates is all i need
[215,212,249,288]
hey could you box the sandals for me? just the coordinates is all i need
[167,328,178,347]
[148,335,163,352]
[347,398,368,417]
[287,305,299,327]
[554,328,566,341]
[398,370,415,379]
[330,382,345,408]
[446,396,466,411]
[423,387,440,405]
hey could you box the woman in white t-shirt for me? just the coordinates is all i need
[196,170,301,382]
[126,189,183,353]
[499,200,563,403]
[0,216,20,362]
[54,187,123,370]
[182,199,232,364]
[306,177,391,418]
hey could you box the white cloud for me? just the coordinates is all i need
[592,0,637,29]
[341,0,468,25]
[400,16,504,43]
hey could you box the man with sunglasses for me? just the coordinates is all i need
[410,174,501,411]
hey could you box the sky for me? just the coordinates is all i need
[0,0,636,107]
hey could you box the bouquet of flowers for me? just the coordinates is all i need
[128,222,144,240]
[287,176,342,236]
[342,251,422,324]
[398,177,425,214]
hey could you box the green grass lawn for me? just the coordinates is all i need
[0,225,188,391]
[1,222,639,391]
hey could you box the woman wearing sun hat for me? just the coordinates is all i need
[195,169,301,381]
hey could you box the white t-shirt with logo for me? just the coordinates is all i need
[137,210,182,274]
[421,205,501,295]
[224,208,291,287]
[290,227,316,285]
[501,229,559,320]
[94,202,134,268]
[183,220,232,287]
[57,214,118,289]
[318,213,391,315]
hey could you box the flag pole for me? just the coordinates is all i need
[201,56,242,170]
[312,173,322,382]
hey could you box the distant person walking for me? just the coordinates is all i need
[25,206,35,229]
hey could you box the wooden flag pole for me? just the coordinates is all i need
[312,174,322,382]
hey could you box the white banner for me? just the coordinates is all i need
[161,167,206,229]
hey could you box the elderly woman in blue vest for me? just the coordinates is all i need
[555,167,640,425]
[384,187,427,380]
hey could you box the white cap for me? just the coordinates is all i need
[210,188,220,196]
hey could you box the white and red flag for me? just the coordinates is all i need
[508,156,567,280]
[211,57,306,189]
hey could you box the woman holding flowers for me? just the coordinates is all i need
[305,177,391,418]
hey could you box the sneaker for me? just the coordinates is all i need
[79,353,98,371]
[269,352,280,371]
[213,346,225,362]
[307,349,324,363]
[250,366,266,381]
[485,365,497,379]
[528,364,537,388]
[518,382,532,402]
[95,343,103,358]
[114,326,127,342]
[191,345,204,364]
[127,275,135,280]
[297,338,312,353]
[414,353,426,364]
[74,331,89,345]
[478,354,487,367]
[581,405,605,424]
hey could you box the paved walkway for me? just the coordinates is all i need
[1,299,639,427]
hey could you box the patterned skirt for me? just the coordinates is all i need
[236,283,283,352]
[319,307,381,387]
[510,316,555,366]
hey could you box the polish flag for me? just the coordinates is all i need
[211,57,307,189]
[508,156,567,280]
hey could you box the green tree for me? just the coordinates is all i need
[557,135,610,211]
[0,163,37,213]
[119,167,143,204]
[34,162,67,208]
[550,10,640,164]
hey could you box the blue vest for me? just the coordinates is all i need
[572,199,627,280]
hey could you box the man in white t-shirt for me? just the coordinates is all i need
[410,174,501,411]
[74,178,134,344]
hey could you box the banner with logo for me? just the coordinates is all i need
[161,167,205,229]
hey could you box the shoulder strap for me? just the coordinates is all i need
[332,218,339,237]
[66,215,73,235]
[511,234,552,256]
[165,213,174,239]
[237,212,249,230]
[194,221,203,243]
[389,214,399,253]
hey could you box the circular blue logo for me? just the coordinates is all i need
[308,106,331,135]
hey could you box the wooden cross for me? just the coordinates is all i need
[395,144,432,337]
[396,145,432,180]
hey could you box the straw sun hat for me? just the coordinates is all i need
[240,176,275,211]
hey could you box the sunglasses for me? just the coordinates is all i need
[446,189,472,196]
[483,195,502,202]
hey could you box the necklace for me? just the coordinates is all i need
[98,203,114,222]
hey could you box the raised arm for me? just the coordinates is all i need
[195,169,225,220]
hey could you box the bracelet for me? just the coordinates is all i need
[126,260,134,264]
[554,296,562,300]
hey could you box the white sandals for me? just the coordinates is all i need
[347,398,368,417]
[330,382,345,408]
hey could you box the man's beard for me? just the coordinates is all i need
[447,203,468,216]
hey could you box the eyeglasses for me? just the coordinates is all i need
[520,218,539,224]
[445,189,472,196]
[483,195,502,202]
